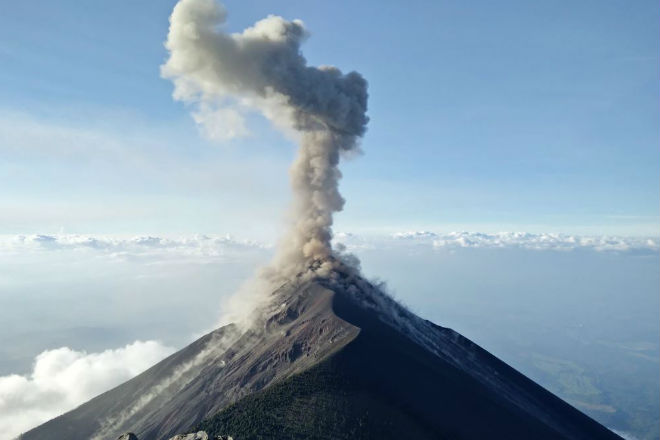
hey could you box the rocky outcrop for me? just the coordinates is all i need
[168,432,209,440]
[168,431,233,440]
[117,432,232,440]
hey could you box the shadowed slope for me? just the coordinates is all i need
[197,276,621,439]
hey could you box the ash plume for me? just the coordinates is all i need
[161,0,368,289]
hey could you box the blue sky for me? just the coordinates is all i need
[1,0,658,237]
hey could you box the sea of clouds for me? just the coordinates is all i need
[3,231,657,256]
[337,230,659,254]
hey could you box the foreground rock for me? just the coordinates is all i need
[168,431,233,440]
[117,432,232,440]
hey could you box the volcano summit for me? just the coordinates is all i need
[22,262,621,439]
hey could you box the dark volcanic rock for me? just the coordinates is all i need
[168,432,210,440]
[116,431,232,440]
[168,431,233,440]
[22,270,622,440]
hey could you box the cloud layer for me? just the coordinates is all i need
[1,234,269,262]
[336,231,659,254]
[0,341,174,440]
[2,231,656,259]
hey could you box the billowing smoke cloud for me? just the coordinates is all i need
[0,341,173,440]
[161,0,368,283]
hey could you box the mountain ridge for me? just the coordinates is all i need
[21,268,622,439]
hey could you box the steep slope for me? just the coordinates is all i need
[21,270,622,440]
[21,281,360,440]
[198,275,621,439]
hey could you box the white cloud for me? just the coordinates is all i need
[333,231,659,254]
[0,234,270,262]
[1,231,655,266]
[12,230,649,256]
[0,341,174,440]
[392,231,438,240]
[430,232,659,253]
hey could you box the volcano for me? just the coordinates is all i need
[21,264,621,440]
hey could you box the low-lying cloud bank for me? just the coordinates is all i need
[336,231,659,254]
[2,231,657,258]
[0,234,269,262]
[0,341,174,440]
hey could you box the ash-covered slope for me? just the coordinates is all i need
[21,277,359,440]
[22,267,621,440]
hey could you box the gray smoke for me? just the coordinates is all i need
[161,0,368,286]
